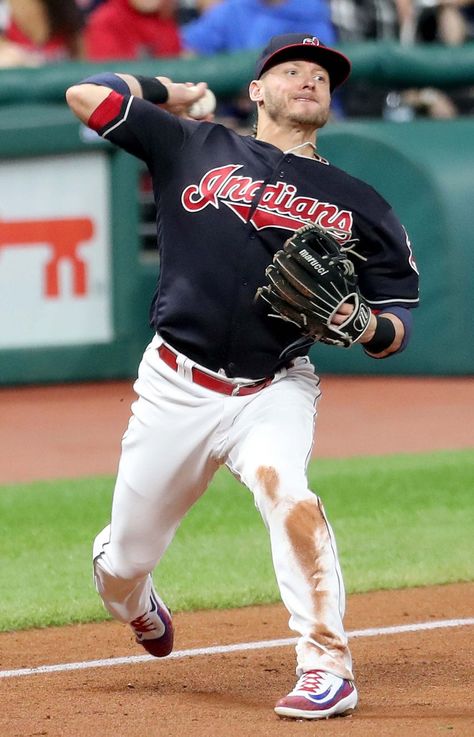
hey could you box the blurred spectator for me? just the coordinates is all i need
[177,0,220,24]
[76,0,106,18]
[0,0,84,66]
[0,0,7,28]
[414,0,474,44]
[330,0,469,118]
[329,0,410,117]
[407,0,474,115]
[181,0,337,54]
[461,0,474,39]
[331,0,411,42]
[84,0,181,60]
[399,86,458,117]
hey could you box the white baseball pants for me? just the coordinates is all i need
[93,334,354,679]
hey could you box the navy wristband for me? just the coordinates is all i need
[79,72,131,95]
[134,75,169,104]
[380,306,412,353]
[363,316,396,354]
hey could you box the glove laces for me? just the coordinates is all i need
[340,239,367,263]
[335,239,368,277]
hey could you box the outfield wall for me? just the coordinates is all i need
[0,46,473,383]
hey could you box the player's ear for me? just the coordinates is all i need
[249,80,263,103]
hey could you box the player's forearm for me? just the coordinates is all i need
[65,73,168,124]
[65,72,208,125]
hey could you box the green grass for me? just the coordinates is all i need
[0,449,473,632]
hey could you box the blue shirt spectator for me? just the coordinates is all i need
[181,0,336,54]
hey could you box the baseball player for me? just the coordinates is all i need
[66,33,419,720]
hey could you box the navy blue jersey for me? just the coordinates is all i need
[92,92,419,378]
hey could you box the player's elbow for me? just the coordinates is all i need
[65,85,86,116]
[66,83,107,124]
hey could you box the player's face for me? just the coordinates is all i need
[257,60,331,128]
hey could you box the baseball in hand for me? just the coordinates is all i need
[188,88,216,119]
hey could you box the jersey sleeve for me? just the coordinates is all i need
[89,91,193,168]
[355,207,420,309]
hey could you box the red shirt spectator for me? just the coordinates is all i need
[84,0,181,60]
[5,21,74,62]
[1,0,84,65]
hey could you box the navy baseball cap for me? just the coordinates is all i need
[255,33,351,91]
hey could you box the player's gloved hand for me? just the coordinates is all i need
[255,223,373,348]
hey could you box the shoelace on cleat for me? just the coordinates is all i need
[294,670,326,693]
[130,613,157,633]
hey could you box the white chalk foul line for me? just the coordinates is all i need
[1,617,473,680]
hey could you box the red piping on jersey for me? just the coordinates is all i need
[88,90,124,132]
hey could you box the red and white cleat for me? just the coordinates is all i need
[274,669,358,719]
[129,585,174,657]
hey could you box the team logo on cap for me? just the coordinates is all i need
[302,37,320,46]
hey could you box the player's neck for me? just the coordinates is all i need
[283,141,319,159]
[255,121,318,159]
[260,136,319,160]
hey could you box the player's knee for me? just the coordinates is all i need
[254,464,313,510]
[94,547,151,583]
